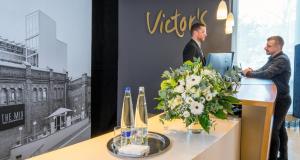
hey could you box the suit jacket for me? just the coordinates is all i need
[182,39,206,66]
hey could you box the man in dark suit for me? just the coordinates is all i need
[182,23,207,65]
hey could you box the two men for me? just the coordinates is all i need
[243,36,291,160]
[183,22,291,159]
[183,23,207,65]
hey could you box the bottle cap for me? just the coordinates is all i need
[139,86,145,92]
[124,87,131,92]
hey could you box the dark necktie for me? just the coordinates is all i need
[199,47,206,66]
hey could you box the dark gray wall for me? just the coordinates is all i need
[118,0,232,123]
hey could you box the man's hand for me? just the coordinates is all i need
[242,67,253,76]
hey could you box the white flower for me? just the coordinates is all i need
[183,111,190,118]
[185,96,195,104]
[212,91,218,97]
[205,93,213,101]
[186,75,201,89]
[178,79,185,86]
[174,85,185,93]
[193,65,200,73]
[200,97,206,103]
[181,92,187,99]
[202,69,215,77]
[168,99,176,110]
[202,86,211,96]
[185,81,193,90]
[190,87,197,94]
[190,101,204,115]
[174,95,183,106]
[169,95,183,110]
[195,89,202,97]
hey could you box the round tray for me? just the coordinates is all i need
[107,131,170,158]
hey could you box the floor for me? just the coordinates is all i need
[287,127,300,160]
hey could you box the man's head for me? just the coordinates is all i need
[264,36,284,56]
[191,23,207,42]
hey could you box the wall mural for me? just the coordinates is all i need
[0,0,91,159]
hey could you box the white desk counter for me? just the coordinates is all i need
[29,115,241,160]
[30,77,277,160]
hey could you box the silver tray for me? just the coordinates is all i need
[107,131,171,158]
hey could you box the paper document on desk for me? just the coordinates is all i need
[118,144,150,157]
[241,77,273,85]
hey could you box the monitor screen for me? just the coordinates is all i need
[206,52,234,76]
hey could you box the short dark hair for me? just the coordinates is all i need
[190,23,206,36]
[267,36,284,48]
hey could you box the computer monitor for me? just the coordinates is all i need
[206,52,234,76]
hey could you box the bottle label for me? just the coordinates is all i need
[121,130,131,138]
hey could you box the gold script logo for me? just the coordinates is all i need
[146,8,207,37]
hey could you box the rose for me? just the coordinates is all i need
[183,111,190,118]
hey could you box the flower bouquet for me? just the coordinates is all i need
[155,58,240,133]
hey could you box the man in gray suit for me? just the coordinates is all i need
[182,23,207,65]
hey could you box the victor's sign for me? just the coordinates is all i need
[0,104,25,131]
[146,8,207,37]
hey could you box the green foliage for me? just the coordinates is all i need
[213,110,227,119]
[155,58,240,133]
[198,113,211,133]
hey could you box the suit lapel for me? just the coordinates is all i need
[190,40,200,58]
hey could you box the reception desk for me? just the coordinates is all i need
[29,116,241,160]
[29,78,276,160]
[237,77,277,160]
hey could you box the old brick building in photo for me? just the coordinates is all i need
[0,61,68,158]
[0,10,91,160]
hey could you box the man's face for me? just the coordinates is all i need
[196,26,207,42]
[264,40,281,55]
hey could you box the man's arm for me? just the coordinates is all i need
[247,58,288,79]
[254,62,269,72]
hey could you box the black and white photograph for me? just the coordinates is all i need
[0,0,91,159]
[1,0,300,160]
